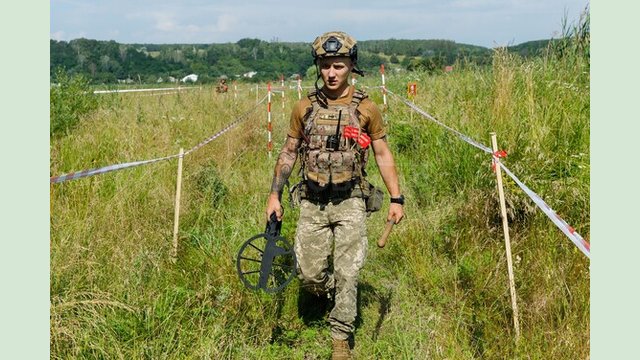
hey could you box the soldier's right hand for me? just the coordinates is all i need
[266,193,283,222]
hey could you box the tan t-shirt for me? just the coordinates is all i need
[287,86,386,140]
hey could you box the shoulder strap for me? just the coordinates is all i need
[350,89,368,107]
[348,89,368,128]
[304,89,367,132]
[303,91,323,138]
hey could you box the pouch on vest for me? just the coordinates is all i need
[288,182,303,209]
[366,185,384,214]
[362,181,384,214]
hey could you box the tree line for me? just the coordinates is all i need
[50,37,553,85]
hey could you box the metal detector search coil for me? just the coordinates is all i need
[236,213,297,293]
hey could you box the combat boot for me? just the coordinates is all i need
[332,338,352,360]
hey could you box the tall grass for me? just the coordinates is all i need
[51,17,589,359]
[50,69,100,137]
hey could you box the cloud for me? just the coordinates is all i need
[51,31,65,41]
[50,0,588,46]
[214,13,235,32]
[152,12,178,32]
[145,11,238,42]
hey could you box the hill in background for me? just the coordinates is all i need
[50,37,555,85]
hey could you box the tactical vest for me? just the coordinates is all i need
[300,89,369,188]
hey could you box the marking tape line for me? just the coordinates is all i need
[498,161,590,258]
[51,95,267,184]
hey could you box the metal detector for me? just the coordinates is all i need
[236,213,297,293]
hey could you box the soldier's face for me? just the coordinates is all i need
[318,57,353,92]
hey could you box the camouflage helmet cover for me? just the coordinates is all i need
[311,31,364,75]
[312,31,358,61]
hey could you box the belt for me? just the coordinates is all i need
[302,179,363,204]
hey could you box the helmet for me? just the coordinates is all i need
[312,31,357,60]
[311,31,364,76]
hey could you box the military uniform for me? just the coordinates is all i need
[266,31,403,359]
[288,85,385,340]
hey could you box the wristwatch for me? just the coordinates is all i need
[390,195,405,205]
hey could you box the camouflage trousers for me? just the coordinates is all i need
[294,197,368,340]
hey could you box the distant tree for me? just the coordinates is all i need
[49,38,508,85]
[237,38,264,49]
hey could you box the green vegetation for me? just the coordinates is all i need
[50,69,100,137]
[50,37,559,85]
[50,12,589,359]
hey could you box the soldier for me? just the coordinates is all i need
[265,31,404,359]
[216,76,228,93]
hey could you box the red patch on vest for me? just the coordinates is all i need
[343,126,371,148]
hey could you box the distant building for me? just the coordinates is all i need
[181,74,198,83]
[243,71,258,78]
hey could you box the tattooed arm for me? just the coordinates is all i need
[266,136,301,221]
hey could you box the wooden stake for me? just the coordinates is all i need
[281,74,285,114]
[267,82,273,158]
[490,132,521,340]
[171,148,184,260]
[380,64,388,111]
[234,82,238,101]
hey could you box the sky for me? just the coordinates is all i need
[50,0,589,48]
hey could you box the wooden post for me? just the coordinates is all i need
[490,132,520,340]
[233,81,238,101]
[281,74,285,114]
[281,74,286,120]
[256,84,259,102]
[380,64,387,110]
[408,82,417,122]
[171,148,184,260]
[267,83,273,158]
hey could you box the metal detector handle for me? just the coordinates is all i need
[377,220,395,248]
[266,212,282,238]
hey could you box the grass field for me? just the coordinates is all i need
[51,31,589,359]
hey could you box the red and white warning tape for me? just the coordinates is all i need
[93,86,199,94]
[184,96,266,156]
[50,154,179,184]
[50,95,267,184]
[386,89,590,259]
[497,160,591,258]
[386,90,493,154]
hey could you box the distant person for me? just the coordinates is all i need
[216,77,228,93]
[264,31,404,359]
